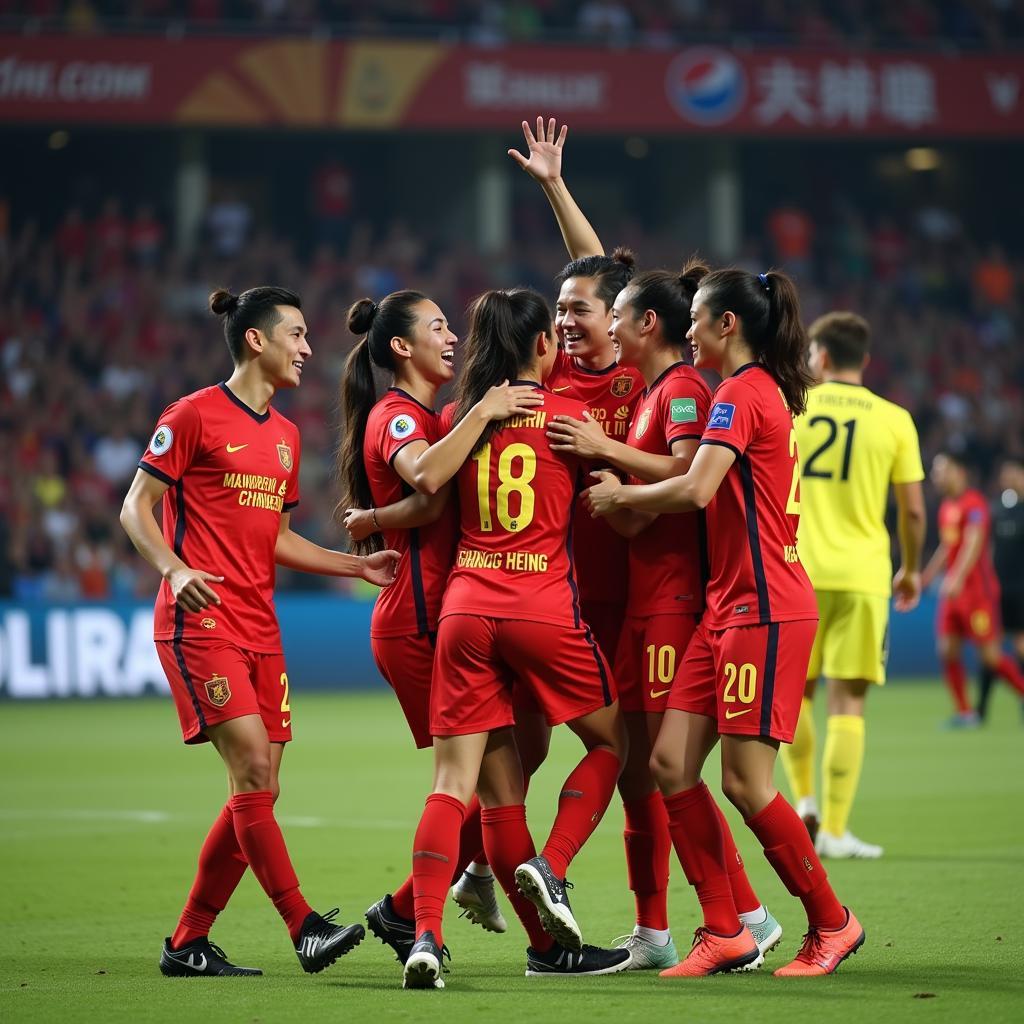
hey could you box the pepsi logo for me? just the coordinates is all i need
[666,48,746,126]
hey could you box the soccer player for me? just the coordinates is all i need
[547,263,782,968]
[779,312,926,859]
[401,288,631,988]
[587,268,864,978]
[119,287,400,976]
[335,290,543,958]
[922,450,1024,726]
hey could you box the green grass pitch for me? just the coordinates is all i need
[2,681,1022,1023]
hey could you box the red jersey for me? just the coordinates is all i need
[938,490,999,608]
[441,383,587,627]
[699,363,817,629]
[139,383,301,653]
[546,348,644,606]
[364,388,458,638]
[626,363,713,617]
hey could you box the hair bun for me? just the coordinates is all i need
[610,246,637,273]
[209,288,239,316]
[347,297,379,336]
[679,257,710,290]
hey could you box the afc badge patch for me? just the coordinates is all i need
[204,674,231,707]
[610,374,634,398]
[149,424,173,456]
[277,438,293,472]
[635,408,652,439]
[389,414,417,441]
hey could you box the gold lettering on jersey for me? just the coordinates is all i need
[499,411,548,431]
[457,548,548,572]
[504,550,548,572]
[783,544,800,564]
[585,405,630,438]
[222,472,285,513]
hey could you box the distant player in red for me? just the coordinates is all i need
[335,288,542,958]
[400,288,631,989]
[588,268,864,978]
[548,260,781,967]
[922,450,1024,726]
[120,287,399,977]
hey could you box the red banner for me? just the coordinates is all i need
[1,35,1021,136]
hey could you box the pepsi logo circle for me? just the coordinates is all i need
[666,48,746,126]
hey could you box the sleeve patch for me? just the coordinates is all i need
[389,414,418,440]
[670,397,698,423]
[708,402,735,430]
[148,424,174,456]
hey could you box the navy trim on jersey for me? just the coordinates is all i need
[170,479,206,729]
[138,460,176,486]
[699,438,743,461]
[760,623,780,737]
[218,382,271,424]
[571,360,619,377]
[508,379,545,389]
[389,387,436,414]
[738,455,772,624]
[583,624,613,707]
[730,362,761,378]
[643,361,686,397]
[387,437,426,467]
[697,508,710,595]
[398,479,431,636]
[668,432,702,447]
[564,467,585,629]
[283,500,299,511]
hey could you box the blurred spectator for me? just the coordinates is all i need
[93,197,128,272]
[312,159,353,250]
[973,244,1015,308]
[205,190,252,258]
[92,424,143,486]
[766,200,814,281]
[129,204,165,266]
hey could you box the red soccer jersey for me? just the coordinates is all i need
[364,388,458,638]
[626,363,713,617]
[139,383,301,653]
[699,363,818,629]
[546,348,644,607]
[441,382,588,627]
[938,490,999,608]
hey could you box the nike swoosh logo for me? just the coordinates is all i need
[650,689,671,699]
[724,707,753,719]
[282,718,291,728]
[226,443,248,453]
[552,386,572,393]
[185,953,207,971]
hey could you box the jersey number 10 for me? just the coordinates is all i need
[472,442,537,533]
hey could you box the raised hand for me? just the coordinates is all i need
[167,566,224,612]
[507,116,568,183]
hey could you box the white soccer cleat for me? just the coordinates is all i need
[815,830,883,859]
[451,869,508,933]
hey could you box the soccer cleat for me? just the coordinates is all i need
[403,930,450,990]
[816,830,883,859]
[365,893,415,964]
[610,930,679,970]
[526,941,632,977]
[773,907,865,976]
[941,711,981,730]
[796,797,820,845]
[746,907,784,956]
[451,869,508,933]
[159,936,262,977]
[515,856,582,951]
[294,908,364,974]
[659,926,763,977]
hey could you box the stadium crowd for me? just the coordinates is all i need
[0,190,1020,601]
[1,0,1022,50]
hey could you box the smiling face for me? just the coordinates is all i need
[397,299,458,386]
[608,285,645,369]
[687,288,727,372]
[555,276,614,364]
[257,305,311,388]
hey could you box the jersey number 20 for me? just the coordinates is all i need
[472,442,537,533]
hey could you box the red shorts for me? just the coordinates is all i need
[156,640,292,745]
[581,599,626,668]
[371,632,434,749]
[667,620,817,743]
[937,600,1000,643]
[615,612,700,714]
[431,615,616,737]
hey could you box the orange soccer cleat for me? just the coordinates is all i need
[659,926,763,977]
[773,908,865,977]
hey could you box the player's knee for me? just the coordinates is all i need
[649,746,685,792]
[231,751,272,792]
[720,767,761,818]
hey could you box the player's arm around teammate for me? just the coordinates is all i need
[588,270,865,979]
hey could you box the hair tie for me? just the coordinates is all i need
[757,272,770,292]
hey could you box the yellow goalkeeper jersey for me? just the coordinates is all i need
[796,381,924,597]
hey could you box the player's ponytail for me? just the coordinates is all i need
[699,267,814,415]
[624,256,709,354]
[209,285,301,363]
[336,289,428,553]
[455,287,551,452]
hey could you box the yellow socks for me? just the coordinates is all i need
[822,715,865,837]
[780,697,816,803]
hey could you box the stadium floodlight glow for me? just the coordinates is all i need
[48,130,70,150]
[905,147,940,172]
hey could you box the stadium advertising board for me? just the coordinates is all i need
[0,36,1021,135]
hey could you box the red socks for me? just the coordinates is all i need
[622,792,671,931]
[943,659,971,714]
[714,802,761,916]
[745,793,845,931]
[995,654,1024,697]
[664,782,739,935]
[541,748,621,879]
[171,803,248,949]
[481,804,553,952]
[229,790,312,942]
[412,793,466,944]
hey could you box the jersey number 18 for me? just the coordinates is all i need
[472,442,537,533]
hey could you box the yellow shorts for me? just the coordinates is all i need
[806,591,890,685]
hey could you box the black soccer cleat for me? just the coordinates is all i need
[159,936,262,977]
[514,855,582,951]
[294,908,364,974]
[525,940,632,977]
[402,930,450,990]
[365,893,416,964]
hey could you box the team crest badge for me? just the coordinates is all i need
[635,408,652,439]
[204,674,231,707]
[610,375,634,398]
[149,424,173,456]
[277,438,293,472]
[389,414,417,440]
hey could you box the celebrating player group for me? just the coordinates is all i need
[122,115,961,990]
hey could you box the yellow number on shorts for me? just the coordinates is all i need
[280,672,291,714]
[646,644,677,686]
[473,442,537,533]
[786,429,801,515]
[723,662,758,704]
